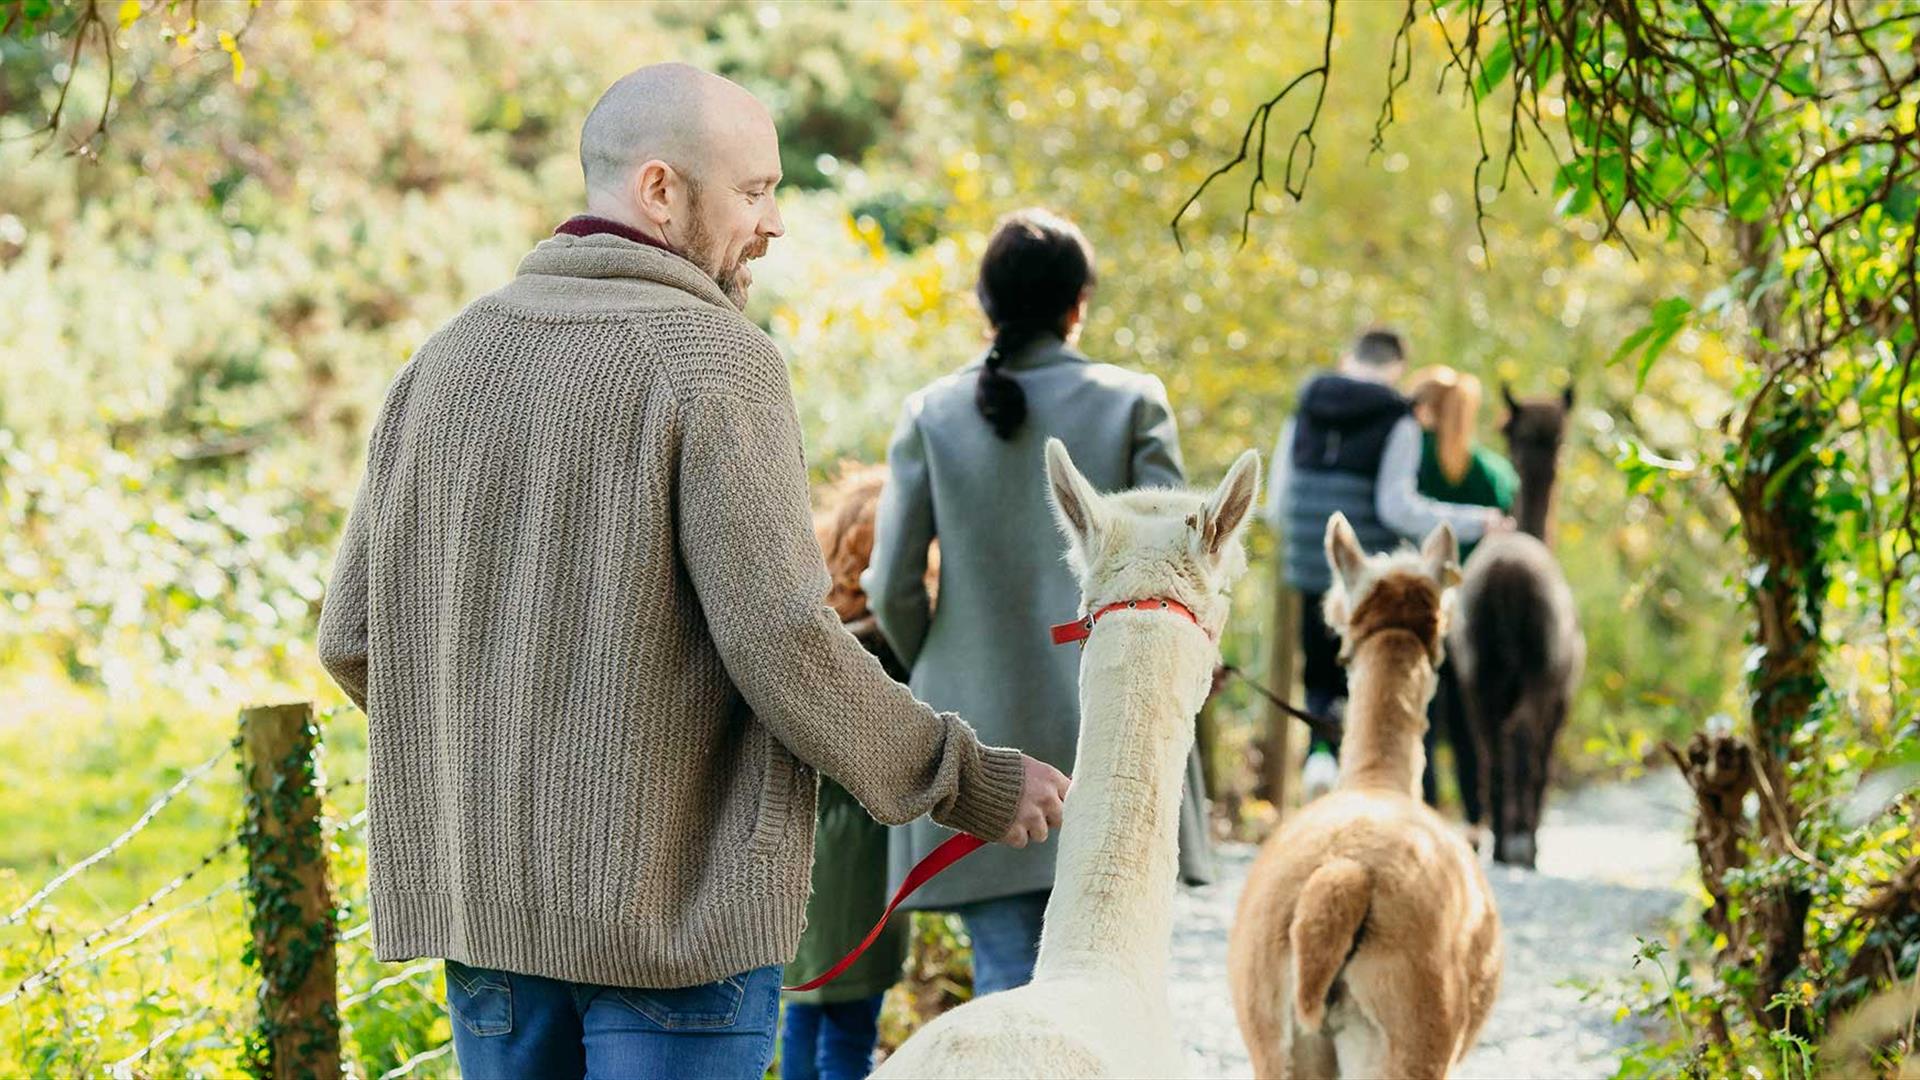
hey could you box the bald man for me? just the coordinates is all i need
[317,64,1069,1079]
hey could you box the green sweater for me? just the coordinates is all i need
[1415,432,1518,562]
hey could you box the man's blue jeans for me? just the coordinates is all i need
[952,889,1051,996]
[778,994,885,1080]
[446,960,782,1080]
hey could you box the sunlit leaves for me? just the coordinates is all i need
[1610,296,1693,392]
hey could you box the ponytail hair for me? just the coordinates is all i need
[1407,365,1484,485]
[974,209,1097,440]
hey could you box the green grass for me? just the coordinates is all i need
[0,673,445,1078]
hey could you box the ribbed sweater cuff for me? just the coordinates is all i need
[939,744,1026,841]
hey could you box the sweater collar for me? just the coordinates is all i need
[519,222,738,312]
[554,215,678,255]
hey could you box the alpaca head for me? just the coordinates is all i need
[1321,513,1461,667]
[1043,438,1262,637]
[1499,383,1573,477]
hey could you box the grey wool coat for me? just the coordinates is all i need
[863,336,1217,908]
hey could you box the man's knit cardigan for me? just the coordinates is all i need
[316,232,1025,988]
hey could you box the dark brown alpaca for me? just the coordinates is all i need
[1450,386,1586,867]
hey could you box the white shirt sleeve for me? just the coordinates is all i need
[1265,416,1296,529]
[1374,416,1491,542]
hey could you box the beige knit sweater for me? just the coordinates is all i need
[316,233,1025,988]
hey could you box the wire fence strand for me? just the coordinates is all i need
[0,835,240,1009]
[3,744,232,927]
[106,1005,216,1077]
[340,959,438,1009]
[71,880,244,973]
[377,1042,451,1080]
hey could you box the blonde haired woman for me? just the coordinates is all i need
[1407,365,1518,826]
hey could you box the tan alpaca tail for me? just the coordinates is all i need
[1289,857,1372,1033]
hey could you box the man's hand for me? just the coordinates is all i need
[1483,509,1518,534]
[999,754,1070,848]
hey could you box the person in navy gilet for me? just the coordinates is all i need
[1264,329,1512,794]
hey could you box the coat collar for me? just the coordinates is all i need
[986,334,1088,373]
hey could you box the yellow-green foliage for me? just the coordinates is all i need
[8,1,1885,1075]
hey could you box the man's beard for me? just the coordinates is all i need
[681,193,765,307]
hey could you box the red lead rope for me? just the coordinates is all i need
[781,832,986,992]
[784,597,1202,994]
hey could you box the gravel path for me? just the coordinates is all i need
[1169,772,1694,1078]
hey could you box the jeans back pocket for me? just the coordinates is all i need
[445,960,514,1037]
[613,974,748,1030]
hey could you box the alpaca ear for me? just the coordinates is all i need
[1199,449,1262,558]
[1044,437,1105,551]
[1422,523,1462,588]
[1502,383,1521,413]
[1561,384,1576,411]
[1323,512,1368,591]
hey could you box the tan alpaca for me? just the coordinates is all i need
[1228,514,1501,1079]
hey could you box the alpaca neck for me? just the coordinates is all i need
[1336,632,1433,797]
[1515,465,1558,544]
[1034,616,1210,988]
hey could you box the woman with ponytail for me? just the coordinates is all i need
[1406,365,1519,827]
[863,209,1215,997]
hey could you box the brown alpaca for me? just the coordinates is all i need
[1452,386,1585,867]
[1229,514,1501,1079]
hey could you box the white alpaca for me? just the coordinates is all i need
[875,438,1261,1080]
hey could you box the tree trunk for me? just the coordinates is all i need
[1665,732,1756,955]
[1723,221,1827,1036]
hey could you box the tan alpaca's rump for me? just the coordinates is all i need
[1288,858,1371,1031]
[1230,518,1501,1079]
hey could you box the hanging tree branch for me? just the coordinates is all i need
[1184,0,1918,552]
[1170,0,1337,252]
[2,0,261,158]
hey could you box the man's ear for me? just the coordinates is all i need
[1199,450,1262,558]
[1045,438,1106,555]
[1324,512,1368,592]
[631,159,677,229]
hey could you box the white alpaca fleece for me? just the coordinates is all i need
[874,441,1260,1080]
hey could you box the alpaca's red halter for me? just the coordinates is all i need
[1049,597,1207,647]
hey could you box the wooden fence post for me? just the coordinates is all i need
[1262,564,1302,815]
[239,703,340,1080]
